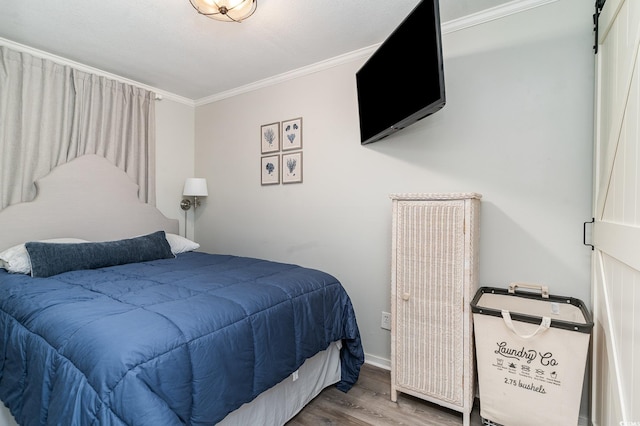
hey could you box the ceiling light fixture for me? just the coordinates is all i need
[189,0,257,23]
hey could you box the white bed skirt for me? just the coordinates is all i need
[0,403,15,426]
[220,340,342,425]
[0,341,342,426]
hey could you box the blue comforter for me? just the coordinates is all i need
[0,252,364,425]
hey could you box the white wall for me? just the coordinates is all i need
[155,98,196,237]
[192,0,594,366]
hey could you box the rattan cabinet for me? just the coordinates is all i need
[389,193,481,426]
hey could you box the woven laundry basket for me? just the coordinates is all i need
[471,283,593,426]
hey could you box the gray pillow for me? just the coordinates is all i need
[26,231,175,278]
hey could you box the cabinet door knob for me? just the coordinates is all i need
[402,292,410,300]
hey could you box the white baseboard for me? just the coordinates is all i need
[364,353,390,370]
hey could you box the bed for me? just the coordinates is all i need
[0,155,364,425]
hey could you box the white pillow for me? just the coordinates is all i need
[0,238,88,274]
[165,233,200,254]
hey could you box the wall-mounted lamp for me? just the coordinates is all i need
[180,178,208,211]
[180,178,208,238]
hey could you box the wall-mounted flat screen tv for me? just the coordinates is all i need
[356,0,445,145]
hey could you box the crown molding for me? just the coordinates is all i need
[194,46,377,106]
[2,0,559,107]
[441,0,559,34]
[196,0,559,105]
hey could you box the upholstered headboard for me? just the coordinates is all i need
[0,155,179,252]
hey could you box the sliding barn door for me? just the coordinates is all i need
[592,0,640,423]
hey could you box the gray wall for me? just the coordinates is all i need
[193,0,595,366]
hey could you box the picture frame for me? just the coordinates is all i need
[282,151,303,184]
[281,117,303,151]
[261,122,280,154]
[261,155,280,185]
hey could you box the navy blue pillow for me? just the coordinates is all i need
[26,231,175,278]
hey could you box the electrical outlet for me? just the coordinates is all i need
[381,311,391,330]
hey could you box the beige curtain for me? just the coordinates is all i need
[0,45,155,211]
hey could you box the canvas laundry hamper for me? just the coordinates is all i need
[471,283,593,426]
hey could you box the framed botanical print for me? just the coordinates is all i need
[281,117,302,151]
[261,122,280,154]
[261,155,280,185]
[282,151,302,184]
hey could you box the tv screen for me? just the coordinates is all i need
[356,0,445,145]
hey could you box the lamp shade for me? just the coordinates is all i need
[189,0,257,22]
[183,178,208,197]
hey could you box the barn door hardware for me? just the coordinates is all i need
[583,218,594,250]
[593,0,607,54]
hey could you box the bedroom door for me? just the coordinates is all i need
[592,0,640,424]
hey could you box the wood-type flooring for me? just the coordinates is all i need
[287,363,484,425]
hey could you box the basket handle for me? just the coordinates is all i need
[508,282,549,299]
[501,310,551,339]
